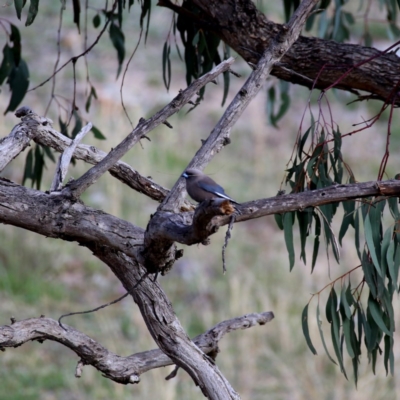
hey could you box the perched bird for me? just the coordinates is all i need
[182,168,239,204]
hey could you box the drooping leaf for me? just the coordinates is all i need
[283,212,295,270]
[33,144,44,190]
[93,13,101,28]
[91,125,106,140]
[41,144,55,163]
[72,0,81,32]
[330,289,347,377]
[25,0,40,26]
[14,0,27,20]
[109,22,125,78]
[85,85,98,112]
[0,45,14,86]
[311,212,321,272]
[22,148,34,185]
[71,111,82,139]
[162,41,171,91]
[343,317,355,358]
[301,304,317,355]
[274,213,284,230]
[368,296,391,336]
[10,24,22,67]
[340,284,352,320]
[365,213,383,277]
[339,200,355,245]
[4,58,29,114]
[317,302,337,364]
[140,0,151,43]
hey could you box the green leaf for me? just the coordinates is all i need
[93,13,101,28]
[14,0,27,20]
[59,117,68,137]
[343,318,355,358]
[10,24,22,66]
[341,284,352,320]
[339,200,355,245]
[4,58,29,114]
[330,289,347,376]
[0,45,14,86]
[162,41,171,91]
[22,148,33,185]
[71,111,82,139]
[85,85,98,112]
[297,210,310,264]
[311,212,320,272]
[297,126,311,159]
[221,45,230,107]
[301,304,317,355]
[362,250,377,299]
[317,302,337,364]
[109,22,125,78]
[41,144,55,163]
[72,0,81,32]
[384,335,392,375]
[25,0,39,26]
[91,125,106,140]
[368,297,391,336]
[33,144,44,190]
[139,0,151,43]
[364,213,382,277]
[388,196,399,219]
[283,212,295,271]
[381,226,392,277]
[274,214,284,230]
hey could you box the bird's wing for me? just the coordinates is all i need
[198,182,226,196]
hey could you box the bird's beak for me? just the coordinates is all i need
[182,172,188,179]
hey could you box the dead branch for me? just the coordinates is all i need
[0,312,274,384]
[62,57,235,200]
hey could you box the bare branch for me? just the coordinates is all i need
[11,110,186,205]
[0,312,273,384]
[0,118,38,173]
[62,57,235,200]
[160,0,320,212]
[50,122,92,191]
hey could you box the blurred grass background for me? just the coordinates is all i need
[1,2,400,399]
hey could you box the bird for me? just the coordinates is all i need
[182,168,239,204]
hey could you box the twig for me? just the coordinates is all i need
[222,214,236,274]
[50,122,92,191]
[62,57,235,199]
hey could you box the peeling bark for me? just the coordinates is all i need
[181,0,400,105]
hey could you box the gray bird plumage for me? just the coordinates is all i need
[182,168,239,204]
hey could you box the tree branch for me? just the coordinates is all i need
[62,57,235,200]
[145,0,320,270]
[160,0,319,212]
[189,0,400,105]
[0,312,274,384]
[50,122,93,191]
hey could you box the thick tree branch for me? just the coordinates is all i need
[90,248,240,399]
[62,57,235,200]
[146,0,320,270]
[0,178,145,261]
[1,178,399,256]
[0,312,274,384]
[189,0,400,105]
[0,116,40,172]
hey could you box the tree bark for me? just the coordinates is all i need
[185,0,400,105]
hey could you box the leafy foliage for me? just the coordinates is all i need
[277,109,400,381]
